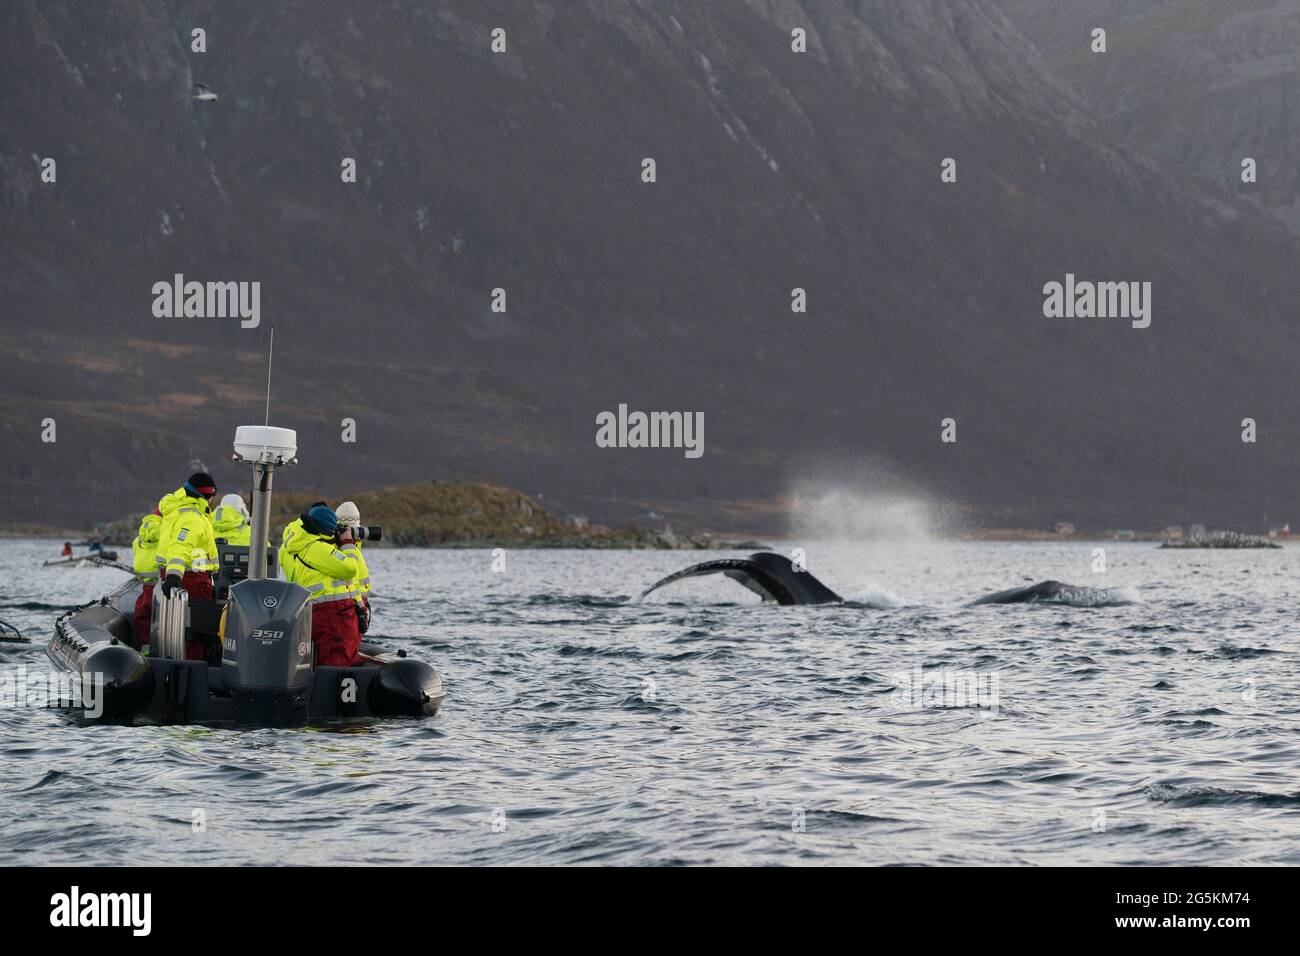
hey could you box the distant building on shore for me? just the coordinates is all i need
[1268,523,1291,539]
[1054,522,1075,535]
[636,510,669,531]
[1163,525,1184,540]
[1113,529,1136,541]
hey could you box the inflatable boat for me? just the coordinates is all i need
[44,425,444,725]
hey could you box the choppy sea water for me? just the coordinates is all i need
[0,537,1296,866]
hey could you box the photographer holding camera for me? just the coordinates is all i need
[335,501,380,637]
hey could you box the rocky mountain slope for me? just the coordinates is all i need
[4,0,1300,533]
[1000,0,1300,233]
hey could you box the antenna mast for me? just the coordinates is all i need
[264,325,275,427]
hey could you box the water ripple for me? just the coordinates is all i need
[1,539,1297,864]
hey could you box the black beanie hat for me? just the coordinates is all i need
[187,472,217,495]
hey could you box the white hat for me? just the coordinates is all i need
[218,493,249,518]
[335,501,361,527]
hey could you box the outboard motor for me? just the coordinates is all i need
[221,577,313,722]
[220,424,311,723]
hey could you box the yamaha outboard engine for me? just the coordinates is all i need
[219,425,312,723]
[221,577,313,722]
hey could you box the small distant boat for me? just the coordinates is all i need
[193,83,219,102]
[43,553,124,569]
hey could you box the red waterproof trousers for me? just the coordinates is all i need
[311,597,362,667]
[132,583,155,649]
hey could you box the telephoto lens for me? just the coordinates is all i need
[356,525,382,542]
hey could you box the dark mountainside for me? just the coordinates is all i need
[4,0,1300,533]
[1000,0,1300,235]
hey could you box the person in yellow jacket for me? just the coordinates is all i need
[281,505,362,666]
[156,471,218,602]
[132,511,163,582]
[276,502,327,574]
[334,501,372,635]
[130,508,163,647]
[212,493,252,546]
[135,473,218,658]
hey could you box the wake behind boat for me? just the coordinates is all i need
[44,425,444,725]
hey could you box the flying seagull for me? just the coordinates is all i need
[192,83,219,102]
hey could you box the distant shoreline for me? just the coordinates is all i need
[3,481,1290,549]
[7,525,1295,548]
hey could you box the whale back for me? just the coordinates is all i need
[967,580,1070,605]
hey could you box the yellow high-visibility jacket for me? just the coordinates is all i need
[339,541,371,598]
[132,513,162,581]
[213,505,251,546]
[278,518,304,578]
[282,528,358,603]
[155,487,217,578]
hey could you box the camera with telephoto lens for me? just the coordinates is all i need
[351,525,382,542]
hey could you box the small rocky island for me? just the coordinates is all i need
[100,481,764,550]
[1160,530,1281,549]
